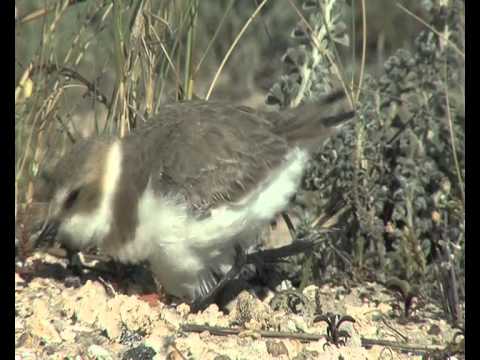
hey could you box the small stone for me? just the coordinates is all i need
[188,303,228,328]
[266,340,289,357]
[144,334,169,353]
[176,303,190,317]
[28,315,62,344]
[98,296,123,339]
[150,321,171,338]
[230,290,271,328]
[123,345,156,360]
[87,344,113,360]
[427,323,442,336]
[59,328,76,342]
[63,280,108,325]
[120,328,145,345]
[335,288,346,300]
[161,309,182,329]
[214,355,231,360]
[377,302,391,314]
[291,350,319,360]
[281,319,298,332]
[166,350,185,360]
[31,298,50,318]
[119,295,156,333]
[301,285,318,301]
[15,331,38,348]
[64,275,83,288]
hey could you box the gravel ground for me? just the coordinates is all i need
[15,252,463,360]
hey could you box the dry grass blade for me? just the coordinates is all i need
[181,324,326,342]
[194,0,236,75]
[396,2,464,59]
[443,62,465,208]
[17,0,85,25]
[285,0,353,108]
[205,0,270,100]
[355,0,367,103]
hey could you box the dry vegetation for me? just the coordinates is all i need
[15,0,464,359]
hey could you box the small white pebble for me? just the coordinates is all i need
[87,344,113,360]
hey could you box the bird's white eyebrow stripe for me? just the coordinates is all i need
[102,141,122,198]
[96,140,123,242]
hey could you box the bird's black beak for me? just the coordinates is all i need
[15,218,59,266]
[32,219,60,250]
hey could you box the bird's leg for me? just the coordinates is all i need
[64,248,83,274]
[246,240,315,265]
[190,240,316,312]
[191,244,247,312]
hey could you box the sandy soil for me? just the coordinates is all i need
[15,252,463,360]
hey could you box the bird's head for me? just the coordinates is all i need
[33,138,119,250]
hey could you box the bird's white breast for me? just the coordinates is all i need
[114,147,310,299]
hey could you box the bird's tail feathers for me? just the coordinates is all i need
[274,90,355,150]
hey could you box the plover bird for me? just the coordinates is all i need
[33,93,354,309]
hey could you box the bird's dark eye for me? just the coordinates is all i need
[64,188,81,209]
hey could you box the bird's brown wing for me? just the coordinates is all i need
[132,101,290,213]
